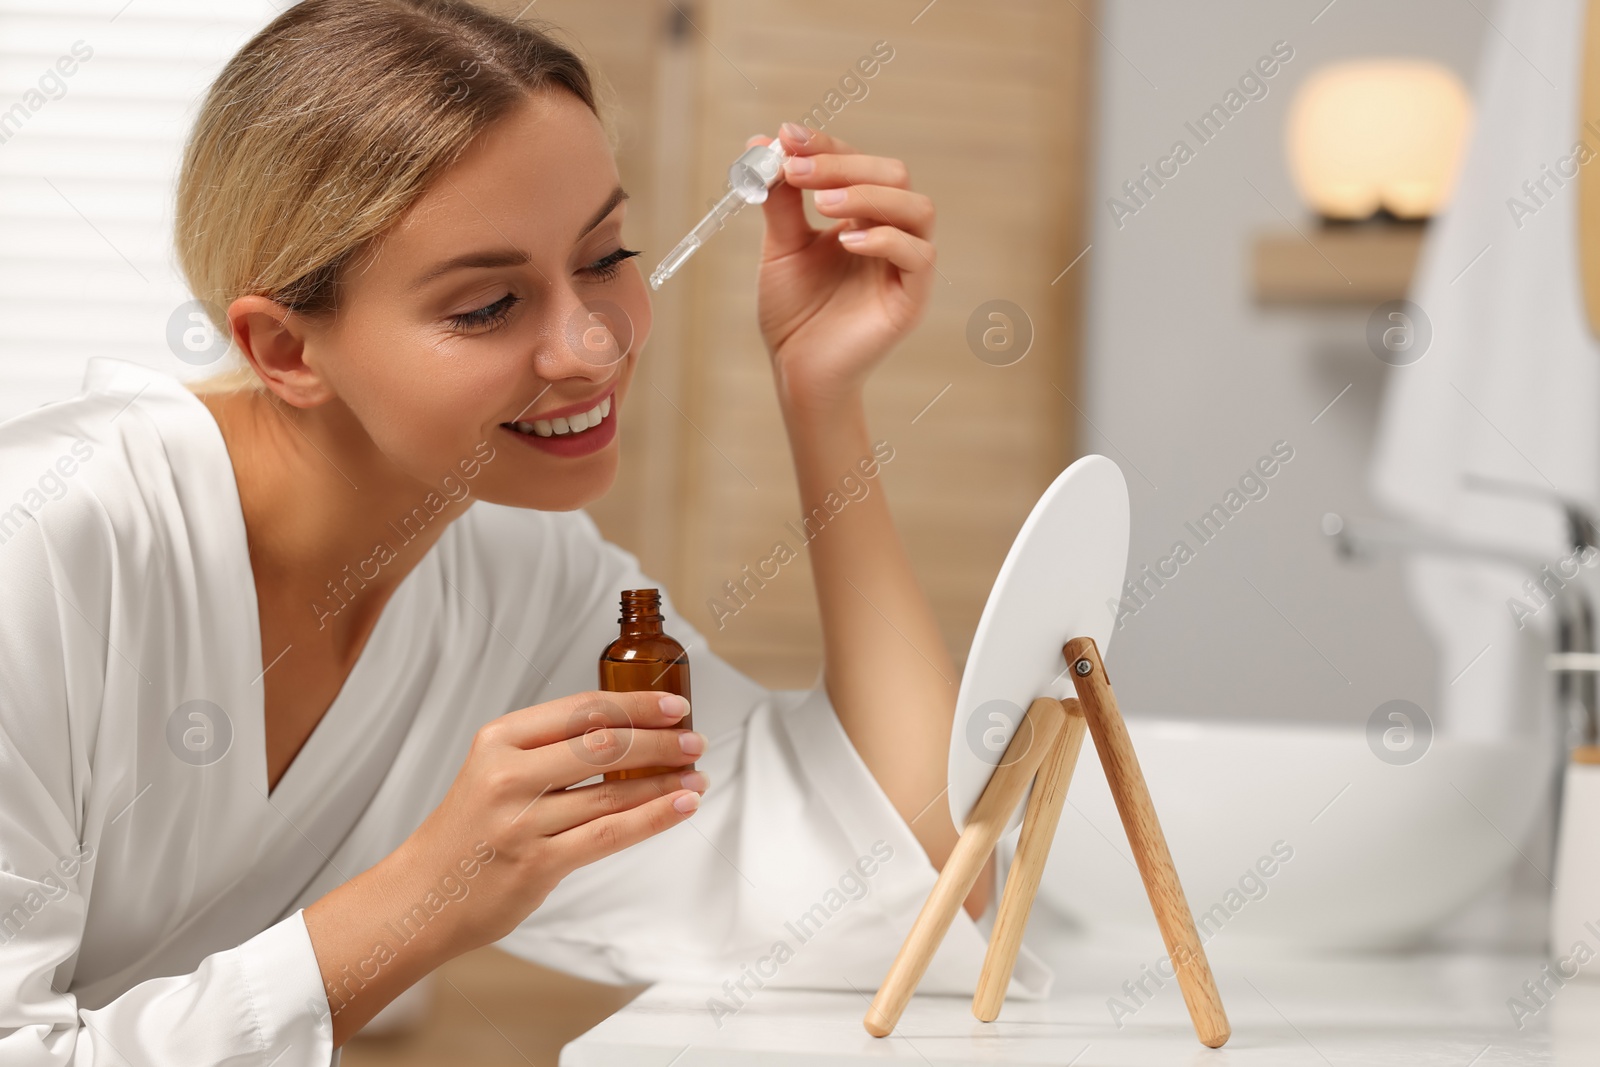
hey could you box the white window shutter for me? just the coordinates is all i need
[0,0,282,419]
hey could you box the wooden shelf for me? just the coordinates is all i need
[1252,223,1426,304]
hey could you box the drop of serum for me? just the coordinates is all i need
[598,588,694,781]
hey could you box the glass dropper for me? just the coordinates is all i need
[649,137,789,290]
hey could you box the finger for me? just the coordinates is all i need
[837,224,939,277]
[550,719,705,782]
[528,768,710,836]
[485,690,691,751]
[776,122,857,157]
[740,133,817,256]
[781,153,911,191]
[550,787,701,868]
[759,180,817,258]
[811,184,934,240]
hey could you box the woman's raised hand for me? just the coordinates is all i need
[751,123,937,416]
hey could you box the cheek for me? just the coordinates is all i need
[631,285,653,343]
[614,286,650,398]
[609,271,653,360]
[335,320,523,470]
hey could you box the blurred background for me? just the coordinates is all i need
[7,0,1559,1063]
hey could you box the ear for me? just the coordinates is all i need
[225,295,335,408]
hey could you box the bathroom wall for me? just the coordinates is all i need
[1084,0,1487,725]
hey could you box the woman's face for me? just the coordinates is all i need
[304,88,650,512]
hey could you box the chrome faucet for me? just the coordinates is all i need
[1324,473,1599,748]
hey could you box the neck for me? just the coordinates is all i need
[193,385,471,657]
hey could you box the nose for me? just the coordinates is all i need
[534,290,635,383]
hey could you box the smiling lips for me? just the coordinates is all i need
[504,393,612,438]
[500,387,618,458]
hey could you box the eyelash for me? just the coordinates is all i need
[450,292,520,331]
[446,247,643,332]
[585,246,642,281]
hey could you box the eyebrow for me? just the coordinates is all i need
[411,185,630,289]
[579,185,629,240]
[412,248,531,288]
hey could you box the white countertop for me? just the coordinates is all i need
[560,909,1600,1065]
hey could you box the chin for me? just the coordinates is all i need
[475,449,619,512]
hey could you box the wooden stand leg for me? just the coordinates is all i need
[972,698,1088,1021]
[863,696,1067,1038]
[1063,636,1230,1049]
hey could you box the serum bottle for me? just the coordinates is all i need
[598,588,694,781]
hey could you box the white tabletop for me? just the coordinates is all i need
[560,909,1599,1065]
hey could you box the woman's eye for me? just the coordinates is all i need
[448,292,520,332]
[584,247,642,281]
[444,248,638,332]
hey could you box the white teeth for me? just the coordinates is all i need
[510,395,611,439]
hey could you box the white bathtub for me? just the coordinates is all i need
[1032,718,1557,953]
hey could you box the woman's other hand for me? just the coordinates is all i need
[405,690,707,948]
[303,690,706,1045]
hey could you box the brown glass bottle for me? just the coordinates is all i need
[598,588,694,781]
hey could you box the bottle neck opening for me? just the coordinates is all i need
[618,588,664,632]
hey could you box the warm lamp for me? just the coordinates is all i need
[1285,60,1472,221]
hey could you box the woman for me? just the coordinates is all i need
[0,0,1011,1060]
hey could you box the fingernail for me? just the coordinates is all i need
[681,770,709,792]
[780,121,812,142]
[679,730,705,755]
[659,694,689,719]
[673,791,700,813]
[785,156,814,176]
[839,229,868,245]
[814,188,845,206]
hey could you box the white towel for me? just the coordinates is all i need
[1369,0,1600,742]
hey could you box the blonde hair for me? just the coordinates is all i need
[175,0,612,391]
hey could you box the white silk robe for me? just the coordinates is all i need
[0,358,1050,1065]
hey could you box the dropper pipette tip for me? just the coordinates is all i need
[649,234,704,291]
